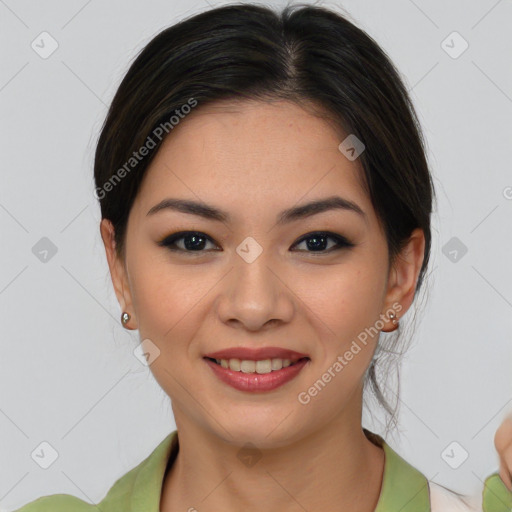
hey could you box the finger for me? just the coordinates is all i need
[499,459,512,491]
[495,416,512,454]
[499,449,512,492]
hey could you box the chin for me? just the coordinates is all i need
[211,413,306,451]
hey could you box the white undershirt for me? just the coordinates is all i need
[429,481,483,512]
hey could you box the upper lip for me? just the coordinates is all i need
[203,347,309,362]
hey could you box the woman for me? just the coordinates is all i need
[13,3,512,511]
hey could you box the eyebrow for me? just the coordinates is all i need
[146,195,367,225]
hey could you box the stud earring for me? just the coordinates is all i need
[121,312,131,327]
[383,311,399,332]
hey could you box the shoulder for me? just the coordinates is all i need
[11,458,143,512]
[11,493,93,512]
[482,472,512,511]
[429,481,481,512]
[12,431,178,512]
[11,455,143,512]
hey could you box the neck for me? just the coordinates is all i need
[160,392,385,512]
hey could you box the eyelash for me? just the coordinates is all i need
[157,230,355,255]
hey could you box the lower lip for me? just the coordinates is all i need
[204,357,310,392]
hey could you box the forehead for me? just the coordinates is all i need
[134,99,372,224]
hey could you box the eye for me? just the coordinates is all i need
[158,231,219,253]
[291,231,354,254]
[158,230,354,255]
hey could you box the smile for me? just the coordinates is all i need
[203,356,310,392]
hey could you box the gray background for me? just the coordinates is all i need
[1,0,511,509]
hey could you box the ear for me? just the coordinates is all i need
[100,218,137,330]
[382,228,426,323]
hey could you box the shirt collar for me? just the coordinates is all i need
[363,429,431,511]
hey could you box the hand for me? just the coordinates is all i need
[494,415,512,491]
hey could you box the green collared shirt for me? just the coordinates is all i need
[12,429,510,511]
[482,473,512,511]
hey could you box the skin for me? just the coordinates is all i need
[495,415,512,491]
[101,99,426,511]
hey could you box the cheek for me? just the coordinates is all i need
[298,263,385,339]
[129,258,215,348]
[295,269,383,412]
[129,266,210,395]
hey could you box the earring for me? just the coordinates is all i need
[121,312,131,327]
[383,311,399,332]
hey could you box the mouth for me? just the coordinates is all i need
[203,356,310,373]
[203,356,311,392]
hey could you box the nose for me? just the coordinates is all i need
[215,252,294,332]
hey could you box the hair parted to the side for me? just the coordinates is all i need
[93,2,436,437]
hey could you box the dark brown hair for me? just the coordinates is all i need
[94,2,436,434]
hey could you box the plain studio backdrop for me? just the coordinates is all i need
[0,0,511,510]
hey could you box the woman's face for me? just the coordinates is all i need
[101,99,424,448]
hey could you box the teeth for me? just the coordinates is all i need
[241,360,256,373]
[213,357,300,373]
[256,360,271,373]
